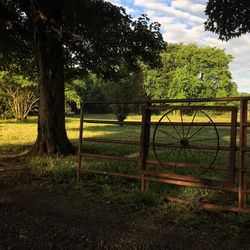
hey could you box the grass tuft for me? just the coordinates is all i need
[26,156,77,183]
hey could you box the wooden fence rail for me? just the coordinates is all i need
[77,96,250,213]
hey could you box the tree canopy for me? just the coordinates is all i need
[142,43,237,100]
[205,0,250,40]
[0,0,165,155]
[0,0,165,78]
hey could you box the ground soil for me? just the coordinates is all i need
[1,159,250,250]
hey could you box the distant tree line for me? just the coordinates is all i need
[0,43,241,120]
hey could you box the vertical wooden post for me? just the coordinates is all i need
[239,99,248,209]
[77,102,84,183]
[228,107,237,185]
[139,102,151,192]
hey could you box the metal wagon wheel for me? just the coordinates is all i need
[152,107,220,174]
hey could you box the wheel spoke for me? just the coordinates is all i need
[180,109,185,139]
[197,149,214,169]
[187,147,200,165]
[174,147,183,167]
[187,121,211,140]
[154,144,176,162]
[189,137,218,144]
[185,110,197,140]
[166,147,178,163]
[158,128,180,141]
[184,148,187,164]
[165,114,183,139]
[154,109,219,175]
[154,142,182,148]
[183,148,192,175]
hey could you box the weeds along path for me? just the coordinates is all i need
[0,166,250,250]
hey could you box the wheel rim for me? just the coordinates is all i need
[152,107,220,175]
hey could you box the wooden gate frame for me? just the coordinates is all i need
[77,97,250,213]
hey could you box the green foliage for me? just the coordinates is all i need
[76,74,106,103]
[0,0,165,155]
[205,1,250,40]
[66,67,145,117]
[65,74,108,114]
[142,43,238,100]
[65,84,81,114]
[0,0,165,79]
[0,71,38,120]
[239,92,250,97]
[0,84,8,118]
[103,67,144,123]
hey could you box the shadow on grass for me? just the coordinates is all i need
[0,116,81,125]
[0,116,38,125]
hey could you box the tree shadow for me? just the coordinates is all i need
[0,117,38,125]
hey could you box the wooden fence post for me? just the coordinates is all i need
[228,107,237,185]
[77,102,84,183]
[239,99,248,209]
[139,102,151,192]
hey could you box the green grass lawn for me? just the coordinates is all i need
[0,112,238,148]
[0,112,250,208]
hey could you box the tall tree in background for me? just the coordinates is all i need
[142,43,237,100]
[103,66,144,125]
[205,0,250,40]
[0,0,165,155]
[0,71,38,120]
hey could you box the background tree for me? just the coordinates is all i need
[0,0,165,155]
[65,75,108,114]
[205,0,250,41]
[142,43,237,100]
[0,87,9,119]
[65,85,81,115]
[239,92,250,116]
[0,71,38,120]
[103,66,144,125]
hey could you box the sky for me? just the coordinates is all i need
[108,0,250,93]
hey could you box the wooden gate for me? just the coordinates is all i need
[77,97,250,212]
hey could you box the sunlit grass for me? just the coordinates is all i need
[1,113,232,148]
[0,117,37,148]
[0,112,247,154]
[1,113,250,207]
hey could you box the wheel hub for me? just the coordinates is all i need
[180,138,189,147]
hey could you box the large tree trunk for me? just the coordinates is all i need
[29,0,75,155]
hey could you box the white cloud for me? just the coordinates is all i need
[134,0,205,24]
[171,0,206,15]
[108,0,250,93]
[124,6,135,14]
[136,0,250,92]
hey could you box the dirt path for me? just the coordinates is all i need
[0,168,250,249]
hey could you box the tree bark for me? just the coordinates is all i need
[29,0,75,155]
